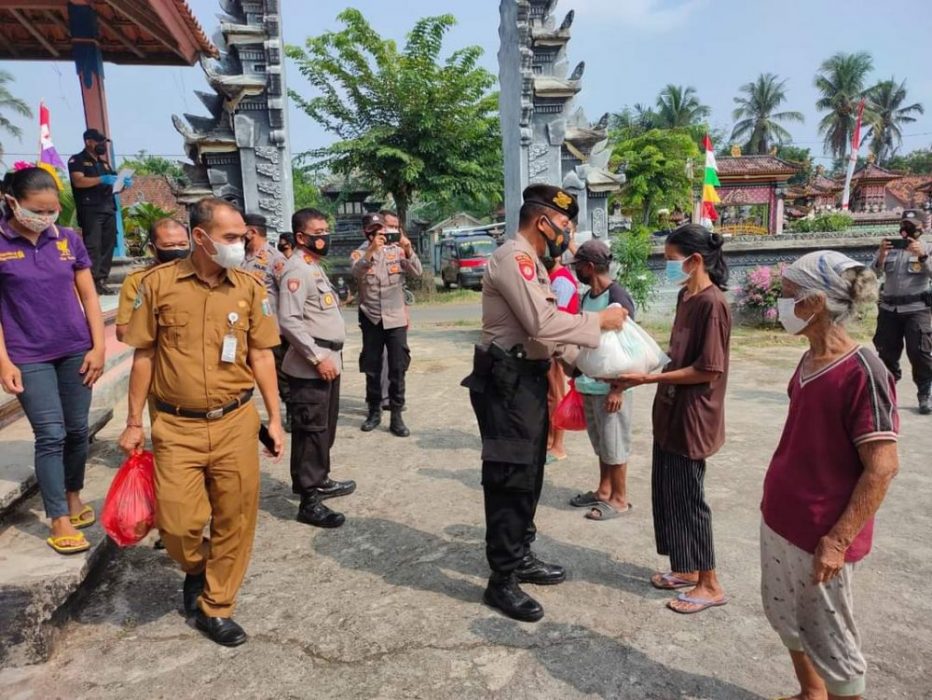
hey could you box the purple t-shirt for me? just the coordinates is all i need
[0,218,93,364]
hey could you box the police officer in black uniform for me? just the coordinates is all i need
[68,129,127,295]
[461,185,626,622]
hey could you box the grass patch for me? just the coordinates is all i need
[422,288,483,305]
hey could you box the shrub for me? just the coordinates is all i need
[736,264,784,325]
[789,212,854,233]
[611,225,656,310]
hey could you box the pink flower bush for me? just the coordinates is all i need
[737,265,783,325]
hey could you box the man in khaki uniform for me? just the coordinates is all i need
[461,185,626,623]
[119,197,284,647]
[278,207,355,529]
[115,218,190,342]
[351,212,422,436]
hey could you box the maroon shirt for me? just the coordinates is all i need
[0,218,92,364]
[761,346,898,562]
[652,285,731,460]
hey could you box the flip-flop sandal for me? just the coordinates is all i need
[650,571,698,590]
[569,491,599,507]
[69,505,96,529]
[667,592,728,614]
[585,501,633,521]
[46,534,90,555]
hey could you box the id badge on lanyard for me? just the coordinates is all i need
[222,312,239,363]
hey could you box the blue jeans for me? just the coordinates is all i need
[17,353,93,518]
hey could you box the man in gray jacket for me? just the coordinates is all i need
[872,208,932,414]
[278,208,356,527]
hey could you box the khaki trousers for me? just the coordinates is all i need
[151,403,260,618]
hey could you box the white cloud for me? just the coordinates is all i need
[570,0,708,32]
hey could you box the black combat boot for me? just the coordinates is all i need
[389,407,410,437]
[515,552,566,585]
[296,493,345,528]
[182,572,206,617]
[920,393,931,415]
[283,403,292,433]
[361,404,381,432]
[483,572,544,622]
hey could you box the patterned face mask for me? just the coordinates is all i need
[7,197,58,234]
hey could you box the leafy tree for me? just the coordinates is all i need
[654,85,710,129]
[286,9,501,225]
[865,78,924,164]
[814,51,875,159]
[611,128,700,226]
[776,145,813,185]
[292,165,333,214]
[612,225,656,310]
[609,104,658,141]
[0,70,32,160]
[118,150,186,182]
[887,148,932,175]
[730,73,804,154]
[122,201,174,256]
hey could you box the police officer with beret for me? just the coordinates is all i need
[277,207,356,528]
[462,185,627,622]
[872,208,932,414]
[68,129,130,295]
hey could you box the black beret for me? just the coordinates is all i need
[522,184,579,220]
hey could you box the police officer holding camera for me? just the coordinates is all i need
[872,208,932,414]
[461,185,627,622]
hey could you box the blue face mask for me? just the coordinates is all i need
[666,259,689,285]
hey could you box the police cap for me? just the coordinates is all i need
[522,184,579,220]
[362,212,385,233]
[244,213,268,230]
[82,128,109,142]
[901,209,925,231]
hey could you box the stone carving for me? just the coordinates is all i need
[499,0,625,237]
[172,0,294,234]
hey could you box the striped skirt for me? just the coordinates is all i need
[651,443,716,572]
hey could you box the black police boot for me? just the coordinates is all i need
[182,572,206,617]
[194,609,247,647]
[515,552,566,585]
[389,408,410,437]
[483,572,544,622]
[361,404,381,432]
[283,404,292,433]
[296,493,345,528]
[315,478,357,500]
[920,394,932,415]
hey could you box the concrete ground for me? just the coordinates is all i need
[1,303,930,699]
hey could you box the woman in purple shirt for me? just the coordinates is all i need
[0,167,105,554]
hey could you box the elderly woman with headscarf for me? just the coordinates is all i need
[761,251,900,700]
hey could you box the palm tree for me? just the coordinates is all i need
[866,78,924,164]
[655,85,710,129]
[814,51,874,159]
[0,70,32,160]
[730,73,804,155]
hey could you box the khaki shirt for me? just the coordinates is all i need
[277,250,346,380]
[480,234,601,361]
[872,241,932,313]
[116,265,153,326]
[351,242,422,329]
[124,257,280,410]
[241,240,286,310]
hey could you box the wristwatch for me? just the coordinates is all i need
[308,354,321,367]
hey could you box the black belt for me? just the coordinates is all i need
[313,338,344,351]
[882,293,926,306]
[488,344,550,376]
[155,389,253,420]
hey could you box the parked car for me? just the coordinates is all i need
[440,234,497,289]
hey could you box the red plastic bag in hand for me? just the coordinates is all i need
[552,381,586,431]
[101,451,156,547]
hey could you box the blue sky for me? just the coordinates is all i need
[3,0,931,167]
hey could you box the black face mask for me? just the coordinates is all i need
[302,233,331,257]
[542,215,570,260]
[154,247,190,264]
[575,265,593,286]
[93,143,108,156]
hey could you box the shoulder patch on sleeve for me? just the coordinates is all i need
[261,297,273,316]
[133,283,145,309]
[515,253,536,282]
[287,278,301,293]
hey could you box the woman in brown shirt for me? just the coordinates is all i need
[615,224,731,614]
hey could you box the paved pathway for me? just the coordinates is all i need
[1,315,929,699]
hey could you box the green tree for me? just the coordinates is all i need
[121,201,174,256]
[887,148,932,174]
[611,129,700,226]
[286,9,501,225]
[814,51,874,159]
[730,73,804,154]
[292,165,333,214]
[612,225,656,310]
[775,145,813,185]
[654,85,710,129]
[609,103,658,141]
[865,78,924,164]
[0,70,32,160]
[118,150,186,182]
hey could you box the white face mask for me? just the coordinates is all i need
[777,297,812,335]
[200,232,245,269]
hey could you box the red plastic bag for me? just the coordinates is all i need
[101,451,156,547]
[552,381,586,431]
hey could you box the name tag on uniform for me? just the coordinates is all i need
[221,312,239,363]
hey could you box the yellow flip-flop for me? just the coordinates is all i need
[46,533,90,555]
[69,505,95,529]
